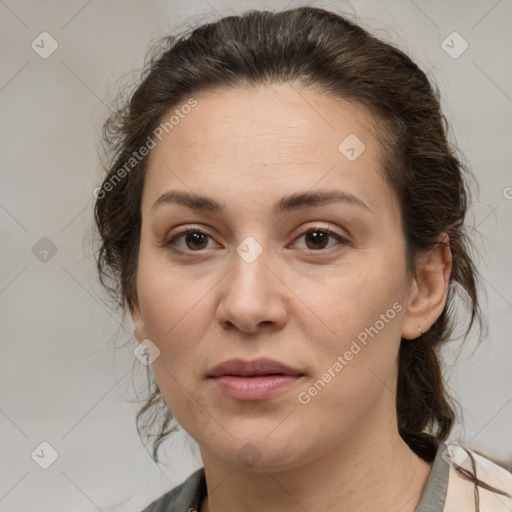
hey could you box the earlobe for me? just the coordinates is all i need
[130,303,148,344]
[401,233,452,340]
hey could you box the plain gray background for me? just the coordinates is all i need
[1,0,511,510]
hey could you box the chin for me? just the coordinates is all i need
[205,431,310,472]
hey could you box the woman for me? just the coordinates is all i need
[94,6,512,511]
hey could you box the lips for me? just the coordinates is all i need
[208,357,304,378]
[208,358,305,401]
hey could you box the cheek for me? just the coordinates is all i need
[292,252,407,401]
[294,297,405,436]
[135,252,219,400]
[136,243,213,337]
[139,277,215,428]
[294,251,406,344]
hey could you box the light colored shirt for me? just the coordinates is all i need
[140,437,512,512]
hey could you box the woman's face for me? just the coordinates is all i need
[132,83,417,470]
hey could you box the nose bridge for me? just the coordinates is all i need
[217,235,287,332]
[230,237,271,304]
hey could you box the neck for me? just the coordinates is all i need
[199,422,433,512]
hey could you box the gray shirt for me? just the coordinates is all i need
[141,438,449,512]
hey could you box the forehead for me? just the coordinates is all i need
[143,83,397,218]
[153,83,377,162]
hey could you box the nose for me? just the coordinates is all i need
[216,247,288,334]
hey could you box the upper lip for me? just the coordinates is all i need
[208,358,304,378]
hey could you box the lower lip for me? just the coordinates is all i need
[211,375,302,401]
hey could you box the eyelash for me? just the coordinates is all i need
[163,225,348,254]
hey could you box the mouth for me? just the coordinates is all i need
[207,357,304,378]
[207,358,305,401]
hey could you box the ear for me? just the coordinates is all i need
[401,233,452,340]
[129,301,148,344]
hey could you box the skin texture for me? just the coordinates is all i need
[131,83,453,512]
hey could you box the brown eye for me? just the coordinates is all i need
[305,230,330,250]
[183,231,209,250]
[166,229,215,251]
[294,228,346,251]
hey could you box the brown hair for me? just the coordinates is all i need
[95,6,482,467]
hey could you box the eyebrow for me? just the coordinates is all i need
[150,189,372,215]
